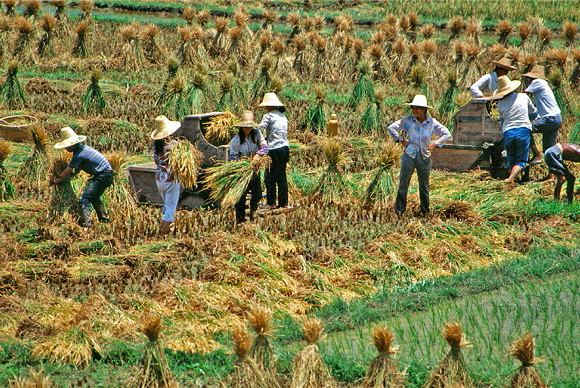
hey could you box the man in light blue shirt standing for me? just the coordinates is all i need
[387,95,452,216]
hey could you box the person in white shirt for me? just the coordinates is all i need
[492,76,538,183]
[523,65,562,166]
[387,95,452,216]
[470,56,517,98]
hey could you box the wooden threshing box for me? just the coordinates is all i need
[127,112,229,209]
[431,98,501,172]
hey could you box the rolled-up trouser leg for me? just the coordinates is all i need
[415,155,432,214]
[395,153,415,216]
[156,180,180,222]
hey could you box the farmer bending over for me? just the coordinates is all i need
[470,56,517,98]
[544,143,580,203]
[51,127,113,228]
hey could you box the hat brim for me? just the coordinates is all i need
[492,61,518,71]
[54,135,86,149]
[522,72,545,80]
[150,120,181,140]
[234,121,259,128]
[405,103,433,109]
[491,80,521,100]
[258,101,284,107]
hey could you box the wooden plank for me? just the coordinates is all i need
[431,148,484,171]
[457,115,485,123]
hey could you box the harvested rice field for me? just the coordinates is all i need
[0,0,578,386]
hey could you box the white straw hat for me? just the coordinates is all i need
[491,56,518,71]
[492,76,521,100]
[54,127,87,149]
[150,115,181,140]
[258,92,285,107]
[234,111,259,128]
[405,94,432,109]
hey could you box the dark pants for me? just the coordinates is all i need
[265,146,289,207]
[235,173,261,223]
[79,171,113,227]
[544,145,576,202]
[395,153,431,216]
[532,114,562,152]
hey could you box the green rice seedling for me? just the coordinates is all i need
[290,318,336,388]
[167,139,204,188]
[186,72,208,114]
[82,71,106,115]
[203,111,238,146]
[248,307,281,387]
[547,70,569,118]
[361,89,384,133]
[364,142,400,206]
[426,322,474,387]
[568,121,580,144]
[203,156,271,208]
[0,140,15,201]
[509,333,547,387]
[72,21,89,58]
[37,14,56,57]
[49,152,80,219]
[362,326,405,387]
[161,76,189,120]
[18,126,50,192]
[225,326,269,388]
[304,86,326,134]
[349,61,375,108]
[104,152,138,214]
[0,62,27,109]
[311,137,349,205]
[130,316,176,387]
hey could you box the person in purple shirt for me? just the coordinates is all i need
[51,127,113,228]
[387,95,452,216]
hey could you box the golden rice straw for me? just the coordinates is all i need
[8,369,54,388]
[167,139,204,188]
[248,307,281,387]
[362,326,405,387]
[224,326,269,388]
[203,111,238,146]
[509,333,547,388]
[104,151,139,214]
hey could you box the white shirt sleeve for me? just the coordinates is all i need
[527,95,538,120]
[524,79,541,94]
[431,119,452,146]
[470,74,491,98]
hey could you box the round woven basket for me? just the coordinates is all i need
[0,115,38,142]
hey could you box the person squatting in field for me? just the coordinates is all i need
[544,143,580,203]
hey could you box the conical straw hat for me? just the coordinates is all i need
[150,115,181,140]
[54,127,87,149]
[258,92,284,107]
[405,94,432,109]
[234,111,259,127]
[492,75,521,99]
[492,56,517,71]
[523,65,546,80]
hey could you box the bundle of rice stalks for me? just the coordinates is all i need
[365,142,400,206]
[447,16,465,41]
[82,70,106,115]
[32,326,101,367]
[426,322,473,387]
[543,48,568,73]
[217,73,236,112]
[547,70,569,117]
[562,21,578,47]
[0,62,27,109]
[104,151,138,213]
[203,111,238,146]
[496,19,513,45]
[130,316,176,388]
[186,72,207,114]
[49,153,80,219]
[225,326,269,388]
[37,14,56,57]
[181,6,195,25]
[3,0,16,16]
[509,333,547,387]
[18,126,50,191]
[518,22,532,46]
[311,137,349,205]
[203,155,271,208]
[79,0,93,20]
[161,76,189,120]
[252,55,273,101]
[142,24,163,64]
[167,139,203,188]
[361,89,384,133]
[13,16,35,63]
[51,0,67,21]
[571,49,580,86]
[8,369,54,388]
[304,86,326,134]
[349,61,375,108]
[156,59,180,107]
[248,307,280,387]
[438,71,459,119]
[0,140,15,201]
[72,21,89,57]
[362,326,405,387]
[439,201,479,223]
[117,23,143,71]
[290,318,336,388]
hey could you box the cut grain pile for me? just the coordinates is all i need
[225,326,269,388]
[311,137,349,205]
[439,200,480,223]
[203,111,238,146]
[509,333,547,388]
[248,307,281,387]
[167,138,204,188]
[365,142,400,206]
[362,326,405,387]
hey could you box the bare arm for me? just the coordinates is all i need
[52,166,73,185]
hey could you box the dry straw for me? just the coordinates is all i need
[32,326,101,367]
[311,137,349,205]
[290,318,336,388]
[426,322,474,387]
[248,307,281,387]
[167,139,204,188]
[104,152,139,214]
[509,333,547,388]
[362,326,405,387]
[18,125,50,192]
[225,326,269,388]
[8,369,54,388]
[203,111,238,146]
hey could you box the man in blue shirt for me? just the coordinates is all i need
[387,95,452,216]
[51,127,113,228]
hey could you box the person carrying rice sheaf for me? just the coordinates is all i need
[258,92,290,209]
[469,56,517,98]
[387,95,452,217]
[51,127,113,228]
[544,143,580,203]
[491,76,538,183]
[229,110,268,223]
[150,115,181,236]
[522,65,562,169]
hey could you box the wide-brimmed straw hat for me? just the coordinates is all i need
[258,92,284,107]
[492,56,517,71]
[405,94,432,109]
[54,127,86,149]
[234,111,258,128]
[523,64,546,80]
[150,115,181,140]
[492,75,521,99]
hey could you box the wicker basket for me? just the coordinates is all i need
[0,115,38,142]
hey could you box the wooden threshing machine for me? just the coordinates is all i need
[127,112,229,209]
[431,98,503,174]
